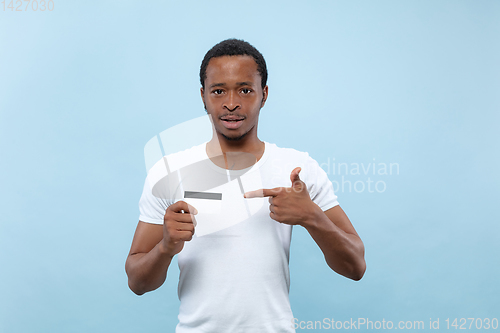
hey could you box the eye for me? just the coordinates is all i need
[212,89,224,95]
[241,88,252,94]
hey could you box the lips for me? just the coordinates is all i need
[220,115,245,121]
[220,115,245,129]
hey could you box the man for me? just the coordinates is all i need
[126,39,366,332]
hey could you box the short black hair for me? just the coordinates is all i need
[200,39,268,89]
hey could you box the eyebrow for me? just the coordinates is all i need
[209,81,253,88]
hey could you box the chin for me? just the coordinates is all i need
[221,131,248,141]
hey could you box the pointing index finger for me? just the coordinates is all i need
[244,188,280,198]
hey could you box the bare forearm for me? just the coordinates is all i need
[303,207,366,280]
[125,241,173,295]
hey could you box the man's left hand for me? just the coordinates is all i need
[244,167,320,226]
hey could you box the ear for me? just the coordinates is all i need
[261,85,268,108]
[200,87,205,104]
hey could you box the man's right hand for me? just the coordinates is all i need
[161,200,198,257]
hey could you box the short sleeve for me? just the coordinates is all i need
[138,176,170,225]
[303,155,339,211]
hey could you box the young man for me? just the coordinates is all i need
[126,39,366,332]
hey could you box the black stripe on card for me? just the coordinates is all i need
[184,191,222,200]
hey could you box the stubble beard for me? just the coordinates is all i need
[220,130,249,141]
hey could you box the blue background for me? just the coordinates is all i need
[1,1,499,332]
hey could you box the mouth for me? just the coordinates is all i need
[220,116,245,129]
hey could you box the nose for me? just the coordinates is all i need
[223,91,241,111]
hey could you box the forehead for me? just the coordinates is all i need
[205,55,260,85]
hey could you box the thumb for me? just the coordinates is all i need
[290,167,302,187]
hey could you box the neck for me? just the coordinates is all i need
[206,132,265,170]
[208,129,264,154]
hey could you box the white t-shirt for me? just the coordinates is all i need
[139,142,339,332]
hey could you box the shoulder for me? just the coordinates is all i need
[148,142,206,176]
[262,142,322,183]
[264,142,327,176]
[264,142,311,163]
[264,142,322,175]
[165,142,206,165]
